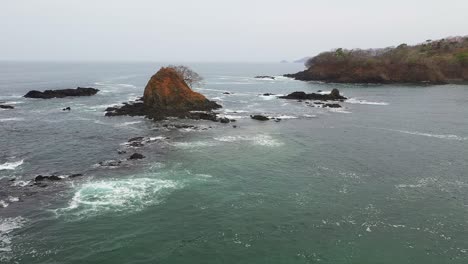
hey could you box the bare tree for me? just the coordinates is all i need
[168,65,204,88]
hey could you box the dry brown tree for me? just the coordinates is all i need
[168,65,204,88]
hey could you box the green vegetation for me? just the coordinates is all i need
[294,36,468,84]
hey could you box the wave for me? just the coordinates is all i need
[0,118,25,122]
[0,216,27,255]
[345,98,389,105]
[55,178,179,219]
[172,141,218,149]
[214,134,283,147]
[378,128,466,141]
[273,115,298,119]
[0,160,24,171]
[11,180,31,187]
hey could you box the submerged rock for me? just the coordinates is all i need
[323,103,342,108]
[34,175,62,182]
[129,153,145,160]
[279,89,346,101]
[24,87,99,99]
[255,76,276,80]
[0,104,14,109]
[250,115,270,121]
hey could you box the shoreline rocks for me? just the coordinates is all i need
[279,89,346,101]
[255,76,276,80]
[24,87,99,99]
[250,115,270,121]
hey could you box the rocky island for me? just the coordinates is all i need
[24,87,99,99]
[106,67,222,121]
[286,36,468,84]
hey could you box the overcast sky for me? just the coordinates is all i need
[1,0,466,62]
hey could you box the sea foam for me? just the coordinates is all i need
[0,160,24,171]
[56,178,179,219]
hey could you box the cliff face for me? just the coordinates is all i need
[286,36,468,84]
[143,67,221,116]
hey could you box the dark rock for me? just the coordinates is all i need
[219,117,230,124]
[262,93,275,96]
[129,153,145,160]
[69,174,84,178]
[279,89,346,101]
[188,112,218,122]
[223,92,232,95]
[62,107,71,111]
[34,175,62,182]
[118,150,127,154]
[24,87,99,99]
[233,125,237,128]
[255,76,276,80]
[129,141,144,148]
[250,115,269,121]
[99,160,122,167]
[0,105,14,109]
[323,103,342,108]
[128,137,145,142]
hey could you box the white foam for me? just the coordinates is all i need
[11,180,30,187]
[345,98,389,105]
[0,160,24,171]
[214,134,283,147]
[328,108,352,114]
[0,118,24,122]
[379,128,466,141]
[224,109,248,113]
[0,201,8,208]
[56,178,178,218]
[273,115,298,119]
[0,216,27,253]
[117,121,143,127]
[173,141,218,148]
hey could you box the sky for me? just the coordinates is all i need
[0,0,466,62]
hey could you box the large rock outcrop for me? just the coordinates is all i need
[143,67,221,118]
[106,67,221,120]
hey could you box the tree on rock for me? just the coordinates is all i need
[168,65,203,88]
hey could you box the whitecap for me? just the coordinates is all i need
[56,178,179,218]
[0,201,8,208]
[377,128,466,141]
[172,141,218,148]
[328,108,352,114]
[0,216,27,254]
[0,160,24,171]
[345,98,389,105]
[11,180,31,187]
[273,115,298,119]
[214,135,283,147]
[0,118,25,122]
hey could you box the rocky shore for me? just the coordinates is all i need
[286,36,468,84]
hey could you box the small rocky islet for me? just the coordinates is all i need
[24,87,99,99]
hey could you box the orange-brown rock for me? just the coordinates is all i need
[105,67,221,120]
[143,67,220,115]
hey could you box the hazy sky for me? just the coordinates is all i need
[1,0,466,62]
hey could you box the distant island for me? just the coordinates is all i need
[286,36,468,84]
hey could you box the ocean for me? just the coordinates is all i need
[1,62,467,263]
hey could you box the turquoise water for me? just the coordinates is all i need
[1,62,468,263]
